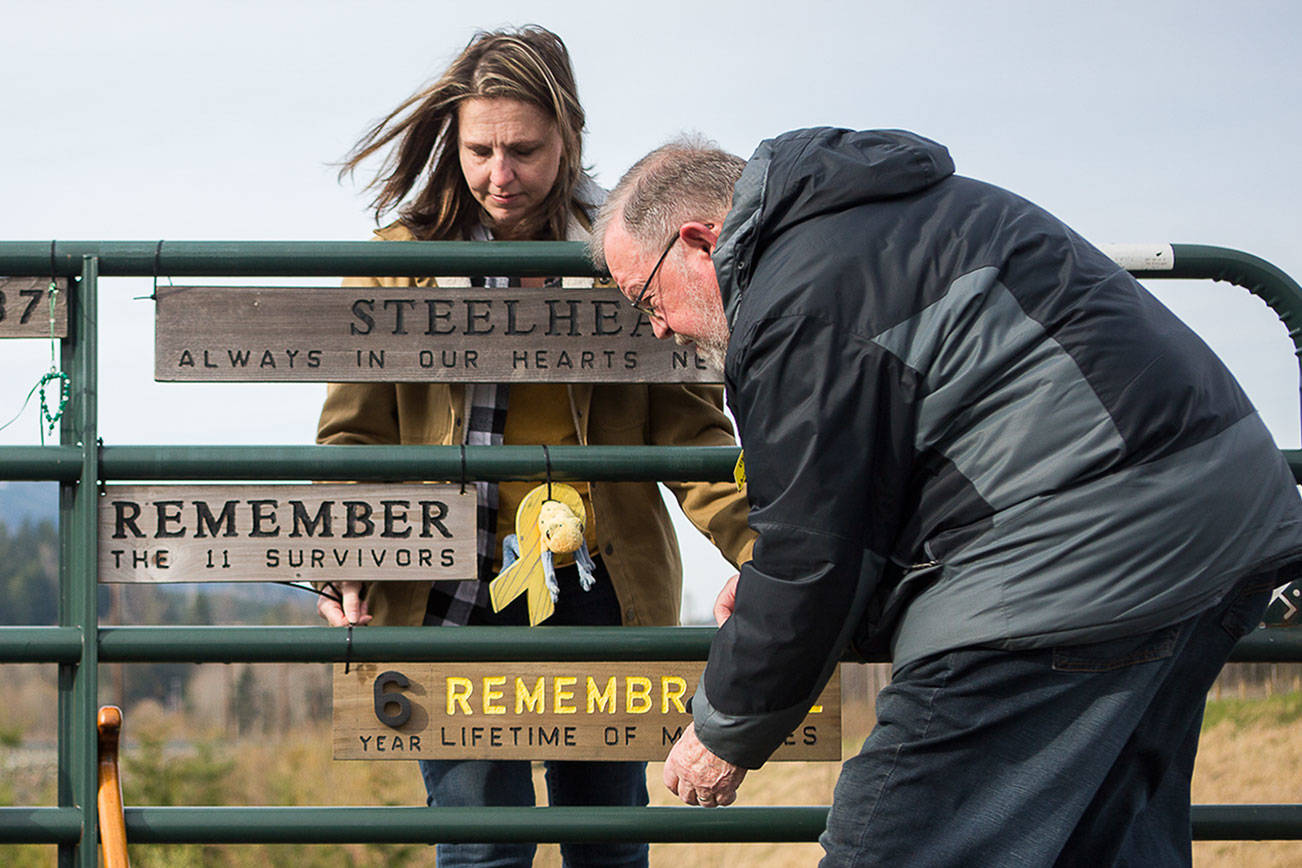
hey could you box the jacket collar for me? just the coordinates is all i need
[713,128,955,328]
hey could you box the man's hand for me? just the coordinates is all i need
[714,573,739,626]
[663,722,748,807]
[317,581,372,626]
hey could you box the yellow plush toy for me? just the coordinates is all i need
[489,483,597,625]
[538,500,584,552]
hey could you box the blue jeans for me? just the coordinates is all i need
[419,558,650,868]
[820,571,1276,867]
[420,757,649,868]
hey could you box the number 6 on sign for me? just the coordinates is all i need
[373,670,412,728]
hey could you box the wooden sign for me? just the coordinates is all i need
[333,660,841,762]
[99,484,476,583]
[0,278,68,338]
[154,285,720,383]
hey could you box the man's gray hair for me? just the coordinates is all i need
[589,134,746,270]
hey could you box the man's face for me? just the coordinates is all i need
[603,219,731,372]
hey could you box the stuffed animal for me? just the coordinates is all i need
[489,482,597,625]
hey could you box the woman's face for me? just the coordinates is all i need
[457,97,564,239]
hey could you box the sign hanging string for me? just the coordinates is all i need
[37,247,71,442]
[542,444,553,501]
[0,245,70,443]
[38,273,71,443]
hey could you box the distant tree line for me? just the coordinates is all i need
[0,517,321,709]
[0,518,69,626]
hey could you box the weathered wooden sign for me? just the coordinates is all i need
[0,278,68,338]
[99,484,476,583]
[154,285,719,383]
[334,661,841,762]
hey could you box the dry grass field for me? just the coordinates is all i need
[1187,693,1302,868]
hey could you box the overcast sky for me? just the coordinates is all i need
[2,1,1299,619]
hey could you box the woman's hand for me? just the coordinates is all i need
[714,573,739,626]
[318,581,372,626]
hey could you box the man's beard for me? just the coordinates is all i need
[687,333,729,373]
[680,287,731,373]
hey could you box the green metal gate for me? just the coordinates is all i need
[0,240,1300,865]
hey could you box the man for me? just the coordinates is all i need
[592,129,1302,865]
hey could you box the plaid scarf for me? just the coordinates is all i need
[421,378,509,626]
[421,274,563,626]
[423,274,513,626]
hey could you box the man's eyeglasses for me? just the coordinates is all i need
[628,234,679,319]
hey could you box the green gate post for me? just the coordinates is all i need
[56,257,99,868]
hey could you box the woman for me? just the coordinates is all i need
[315,26,754,868]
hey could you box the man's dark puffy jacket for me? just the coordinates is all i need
[693,127,1302,768]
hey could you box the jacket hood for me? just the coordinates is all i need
[713,128,955,324]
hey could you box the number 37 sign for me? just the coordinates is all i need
[333,661,841,762]
[0,278,67,339]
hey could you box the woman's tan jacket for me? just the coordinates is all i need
[317,222,755,627]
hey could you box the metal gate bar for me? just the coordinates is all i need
[0,241,1299,863]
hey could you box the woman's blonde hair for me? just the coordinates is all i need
[340,25,590,241]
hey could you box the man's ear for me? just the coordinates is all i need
[679,221,719,257]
